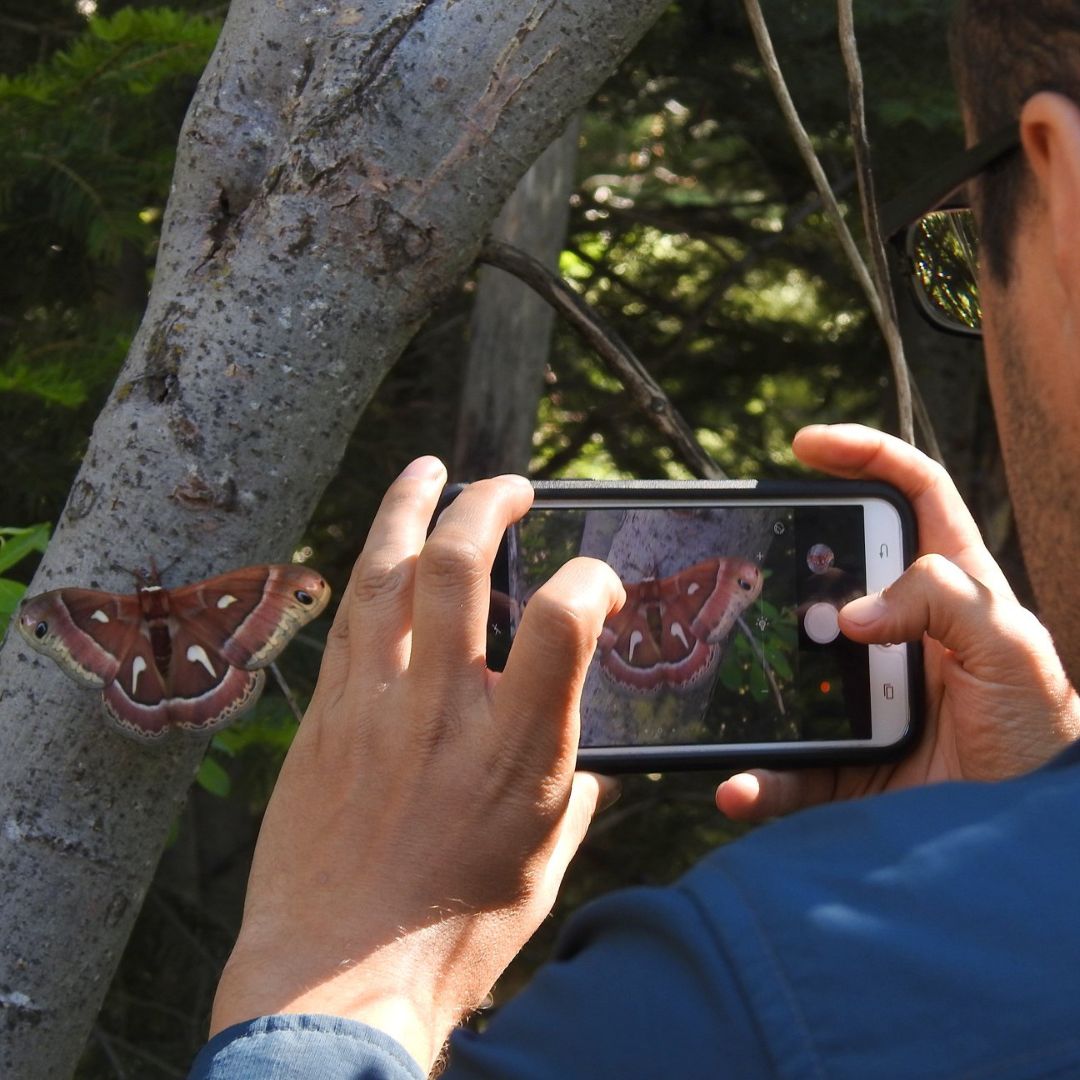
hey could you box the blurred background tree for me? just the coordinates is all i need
[0,1,1011,1075]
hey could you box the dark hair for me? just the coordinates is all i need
[949,0,1080,281]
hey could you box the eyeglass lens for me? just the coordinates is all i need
[907,209,982,334]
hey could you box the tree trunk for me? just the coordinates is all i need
[453,118,580,478]
[0,2,671,1074]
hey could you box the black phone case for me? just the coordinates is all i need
[441,478,923,773]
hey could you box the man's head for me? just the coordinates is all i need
[950,1,1080,282]
[950,0,1080,685]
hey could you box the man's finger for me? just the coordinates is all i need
[323,456,447,692]
[715,768,840,822]
[495,556,625,763]
[793,424,1013,597]
[541,772,621,900]
[410,474,534,684]
[841,553,1057,690]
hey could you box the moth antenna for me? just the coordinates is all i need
[106,560,157,589]
[154,551,187,581]
[269,661,305,724]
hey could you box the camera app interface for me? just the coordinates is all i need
[489,504,870,748]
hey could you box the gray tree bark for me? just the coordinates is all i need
[0,1,671,1074]
[453,118,580,478]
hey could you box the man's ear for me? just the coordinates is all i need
[1020,92,1080,294]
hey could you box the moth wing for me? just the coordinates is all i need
[168,564,331,670]
[101,629,171,739]
[16,588,144,689]
[103,624,263,741]
[652,571,720,689]
[598,580,672,693]
[101,612,265,740]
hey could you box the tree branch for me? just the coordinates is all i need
[478,240,726,479]
[741,0,935,452]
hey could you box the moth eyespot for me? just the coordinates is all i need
[738,578,753,591]
[295,589,315,606]
[34,621,48,639]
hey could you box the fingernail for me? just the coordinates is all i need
[840,591,889,626]
[398,456,445,482]
[496,473,533,490]
[595,776,622,812]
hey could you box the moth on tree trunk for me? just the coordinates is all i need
[16,565,329,739]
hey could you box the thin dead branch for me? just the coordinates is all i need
[478,240,726,479]
[742,0,936,452]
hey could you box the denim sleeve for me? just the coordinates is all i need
[187,1013,425,1080]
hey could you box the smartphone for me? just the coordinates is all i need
[476,479,921,772]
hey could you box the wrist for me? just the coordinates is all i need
[210,935,464,1073]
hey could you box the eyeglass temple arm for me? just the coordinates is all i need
[878,121,1020,240]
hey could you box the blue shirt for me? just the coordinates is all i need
[191,740,1080,1078]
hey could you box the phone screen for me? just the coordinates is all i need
[488,496,914,762]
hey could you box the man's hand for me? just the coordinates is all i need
[210,458,624,1072]
[717,424,1080,821]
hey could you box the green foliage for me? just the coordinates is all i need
[0,6,220,526]
[533,0,958,482]
[195,701,302,800]
[0,522,50,631]
[194,753,231,797]
[0,7,219,263]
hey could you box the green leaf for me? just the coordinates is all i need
[764,645,794,681]
[195,755,232,798]
[749,662,769,698]
[0,523,50,575]
[0,359,88,407]
[0,577,27,628]
[211,702,299,754]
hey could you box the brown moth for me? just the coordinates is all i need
[597,557,762,693]
[16,564,330,741]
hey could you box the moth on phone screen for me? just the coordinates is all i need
[598,557,763,693]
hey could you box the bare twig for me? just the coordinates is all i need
[741,0,929,449]
[740,2,878,317]
[269,661,304,723]
[478,240,726,479]
[836,0,915,445]
[910,378,945,465]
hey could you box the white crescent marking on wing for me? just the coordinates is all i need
[686,582,700,595]
[91,609,110,623]
[186,644,217,678]
[627,629,644,664]
[131,655,147,694]
[670,622,690,649]
[217,594,238,609]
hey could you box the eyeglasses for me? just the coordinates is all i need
[879,121,1020,336]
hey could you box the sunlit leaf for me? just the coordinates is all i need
[0,577,27,629]
[0,523,50,575]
